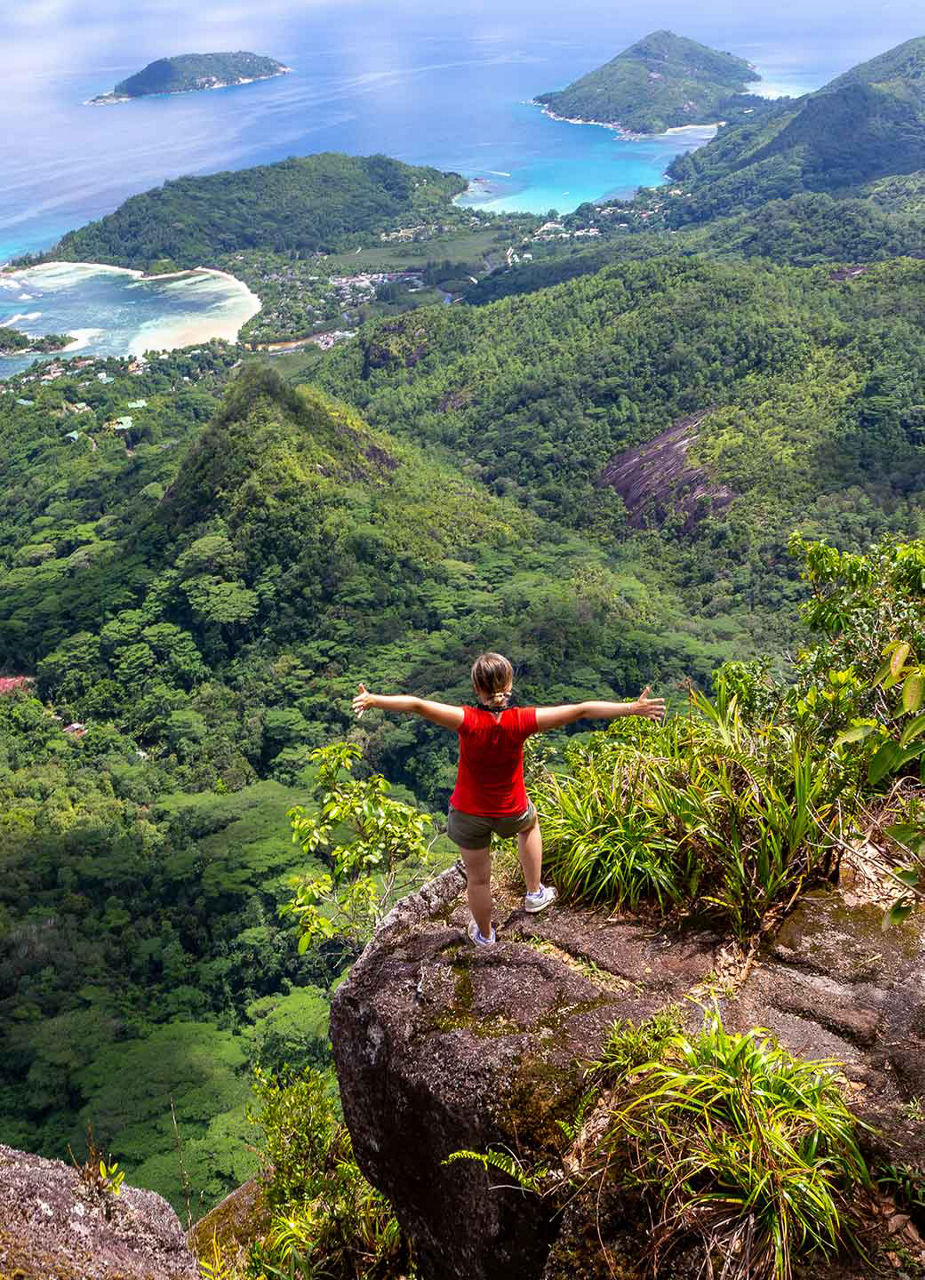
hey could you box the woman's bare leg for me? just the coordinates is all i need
[461,846,493,938]
[518,821,542,895]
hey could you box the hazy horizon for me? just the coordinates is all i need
[1,0,922,259]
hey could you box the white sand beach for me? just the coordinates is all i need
[10,261,261,354]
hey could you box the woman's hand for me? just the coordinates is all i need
[633,685,666,720]
[353,682,376,718]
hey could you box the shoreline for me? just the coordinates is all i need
[9,259,257,290]
[531,100,721,141]
[455,108,719,213]
[0,261,262,356]
[85,66,292,107]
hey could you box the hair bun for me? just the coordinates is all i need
[488,690,508,707]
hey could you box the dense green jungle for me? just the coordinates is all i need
[2,30,925,1280]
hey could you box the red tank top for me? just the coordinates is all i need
[449,705,538,816]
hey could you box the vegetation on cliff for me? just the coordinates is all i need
[535,29,760,132]
[319,255,925,651]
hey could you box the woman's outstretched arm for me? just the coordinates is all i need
[352,683,464,731]
[534,685,665,732]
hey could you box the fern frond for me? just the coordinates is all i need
[443,1146,548,1193]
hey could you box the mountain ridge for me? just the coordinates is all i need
[667,34,925,221]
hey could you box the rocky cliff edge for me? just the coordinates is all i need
[331,865,925,1280]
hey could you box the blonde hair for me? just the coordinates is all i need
[471,652,514,709]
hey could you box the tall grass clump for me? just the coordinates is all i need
[603,1010,869,1280]
[533,537,925,937]
[534,687,844,938]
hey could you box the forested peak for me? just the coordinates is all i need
[535,29,759,133]
[50,152,467,271]
[159,366,392,537]
[620,29,758,84]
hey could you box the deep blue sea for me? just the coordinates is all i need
[2,0,922,263]
[0,0,920,367]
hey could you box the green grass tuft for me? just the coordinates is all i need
[606,1010,869,1280]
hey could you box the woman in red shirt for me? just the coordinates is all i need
[353,653,665,946]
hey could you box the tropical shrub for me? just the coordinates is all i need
[245,1066,411,1279]
[792,536,925,922]
[792,535,925,785]
[285,742,434,968]
[534,690,844,938]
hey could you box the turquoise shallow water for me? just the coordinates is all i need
[0,262,259,379]
[454,105,716,214]
[2,0,921,263]
[1,1,920,365]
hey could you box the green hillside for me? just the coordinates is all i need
[823,33,925,93]
[0,355,701,802]
[317,256,925,648]
[50,153,467,270]
[862,169,925,213]
[668,36,925,220]
[535,29,760,132]
[101,51,288,101]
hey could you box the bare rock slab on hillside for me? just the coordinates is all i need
[0,1143,198,1280]
[598,410,734,531]
[330,867,720,1280]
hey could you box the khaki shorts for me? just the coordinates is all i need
[447,801,537,848]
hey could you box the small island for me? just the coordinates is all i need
[89,52,290,105]
[535,29,760,134]
[0,326,73,356]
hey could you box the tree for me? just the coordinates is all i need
[285,743,434,969]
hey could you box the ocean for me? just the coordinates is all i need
[0,0,920,365]
[2,0,922,263]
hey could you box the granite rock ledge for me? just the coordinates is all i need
[331,869,925,1280]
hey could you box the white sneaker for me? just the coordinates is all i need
[524,884,557,914]
[467,919,496,947]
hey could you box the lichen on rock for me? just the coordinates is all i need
[0,1142,198,1279]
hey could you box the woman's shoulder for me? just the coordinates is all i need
[506,705,537,732]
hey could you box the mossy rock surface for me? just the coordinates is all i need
[723,887,925,1167]
[187,1176,270,1258]
[330,868,719,1280]
[0,1142,197,1280]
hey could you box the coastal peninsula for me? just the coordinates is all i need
[535,29,760,133]
[89,52,290,105]
[0,325,74,355]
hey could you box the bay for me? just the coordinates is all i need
[0,262,259,378]
[2,0,922,263]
